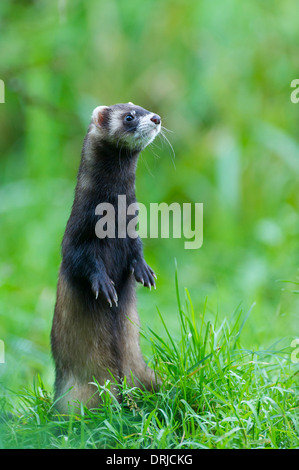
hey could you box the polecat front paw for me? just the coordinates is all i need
[91,274,118,307]
[131,259,157,289]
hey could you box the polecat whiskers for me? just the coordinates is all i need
[159,130,176,169]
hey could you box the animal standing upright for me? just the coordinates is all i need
[51,103,161,413]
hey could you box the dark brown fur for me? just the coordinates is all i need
[51,104,161,413]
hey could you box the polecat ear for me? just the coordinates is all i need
[92,106,109,127]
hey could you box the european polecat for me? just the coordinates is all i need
[51,103,161,413]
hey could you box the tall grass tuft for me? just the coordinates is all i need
[0,270,298,449]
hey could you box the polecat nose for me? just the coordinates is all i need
[150,114,161,125]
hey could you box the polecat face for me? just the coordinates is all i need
[90,103,161,151]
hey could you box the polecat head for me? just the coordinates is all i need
[90,102,161,152]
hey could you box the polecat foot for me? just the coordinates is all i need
[91,274,118,307]
[131,259,157,290]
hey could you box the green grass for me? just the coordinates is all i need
[1,272,298,449]
[0,0,299,451]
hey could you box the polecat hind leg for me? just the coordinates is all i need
[119,292,161,393]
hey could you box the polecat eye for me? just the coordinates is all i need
[125,114,134,122]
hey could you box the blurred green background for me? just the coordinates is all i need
[0,0,298,395]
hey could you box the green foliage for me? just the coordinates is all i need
[1,277,298,449]
[0,0,298,449]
